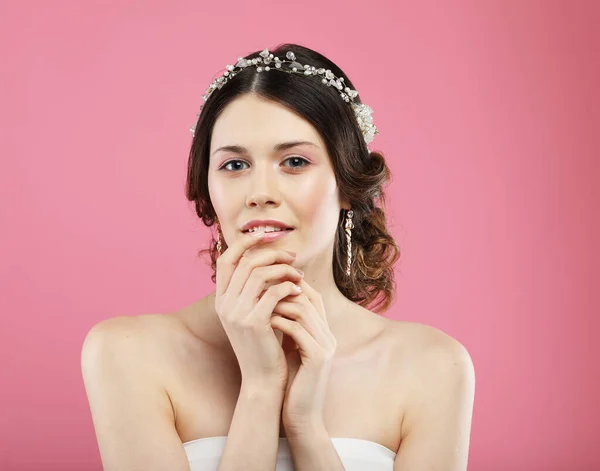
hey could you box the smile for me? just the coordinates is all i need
[245,228,294,241]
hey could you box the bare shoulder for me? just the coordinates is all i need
[82,312,179,353]
[392,320,473,360]
[385,319,475,382]
[384,319,476,436]
[80,314,196,469]
[81,312,189,385]
[81,294,224,387]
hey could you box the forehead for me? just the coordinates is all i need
[210,94,325,151]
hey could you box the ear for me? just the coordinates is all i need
[339,195,351,212]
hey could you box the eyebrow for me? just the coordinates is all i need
[211,140,320,157]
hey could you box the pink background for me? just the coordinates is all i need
[1,0,598,469]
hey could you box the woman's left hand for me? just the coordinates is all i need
[270,277,337,435]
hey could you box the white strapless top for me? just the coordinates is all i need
[183,436,396,470]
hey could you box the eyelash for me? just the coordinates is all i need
[219,156,310,172]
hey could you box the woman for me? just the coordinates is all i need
[81,43,475,471]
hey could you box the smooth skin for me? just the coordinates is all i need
[81,93,476,471]
[82,229,304,470]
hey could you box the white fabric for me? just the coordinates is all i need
[183,436,396,470]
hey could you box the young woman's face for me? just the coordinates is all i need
[208,93,347,262]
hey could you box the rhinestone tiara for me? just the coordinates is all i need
[190,48,378,146]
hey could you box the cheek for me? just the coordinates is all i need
[294,173,337,201]
[208,177,237,223]
[289,177,340,227]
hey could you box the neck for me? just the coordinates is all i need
[293,245,357,340]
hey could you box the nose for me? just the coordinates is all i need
[245,163,281,208]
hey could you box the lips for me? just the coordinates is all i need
[243,228,294,233]
[241,219,295,232]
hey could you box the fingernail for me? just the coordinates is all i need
[251,229,264,237]
[286,250,296,256]
[296,268,304,275]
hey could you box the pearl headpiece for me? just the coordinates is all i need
[190,49,378,146]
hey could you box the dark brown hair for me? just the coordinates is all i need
[185,43,400,314]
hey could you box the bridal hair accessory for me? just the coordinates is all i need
[190,49,378,146]
[215,209,355,278]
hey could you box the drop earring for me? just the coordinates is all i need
[345,209,354,276]
[216,221,222,255]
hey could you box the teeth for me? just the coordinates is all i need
[248,225,286,233]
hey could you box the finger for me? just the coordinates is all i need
[271,316,335,366]
[228,255,301,309]
[215,229,266,298]
[297,279,327,324]
[273,298,329,346]
[251,281,303,325]
[270,316,320,360]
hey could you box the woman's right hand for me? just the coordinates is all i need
[214,229,304,391]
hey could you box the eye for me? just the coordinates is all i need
[219,156,310,172]
[283,156,310,170]
[221,160,248,172]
